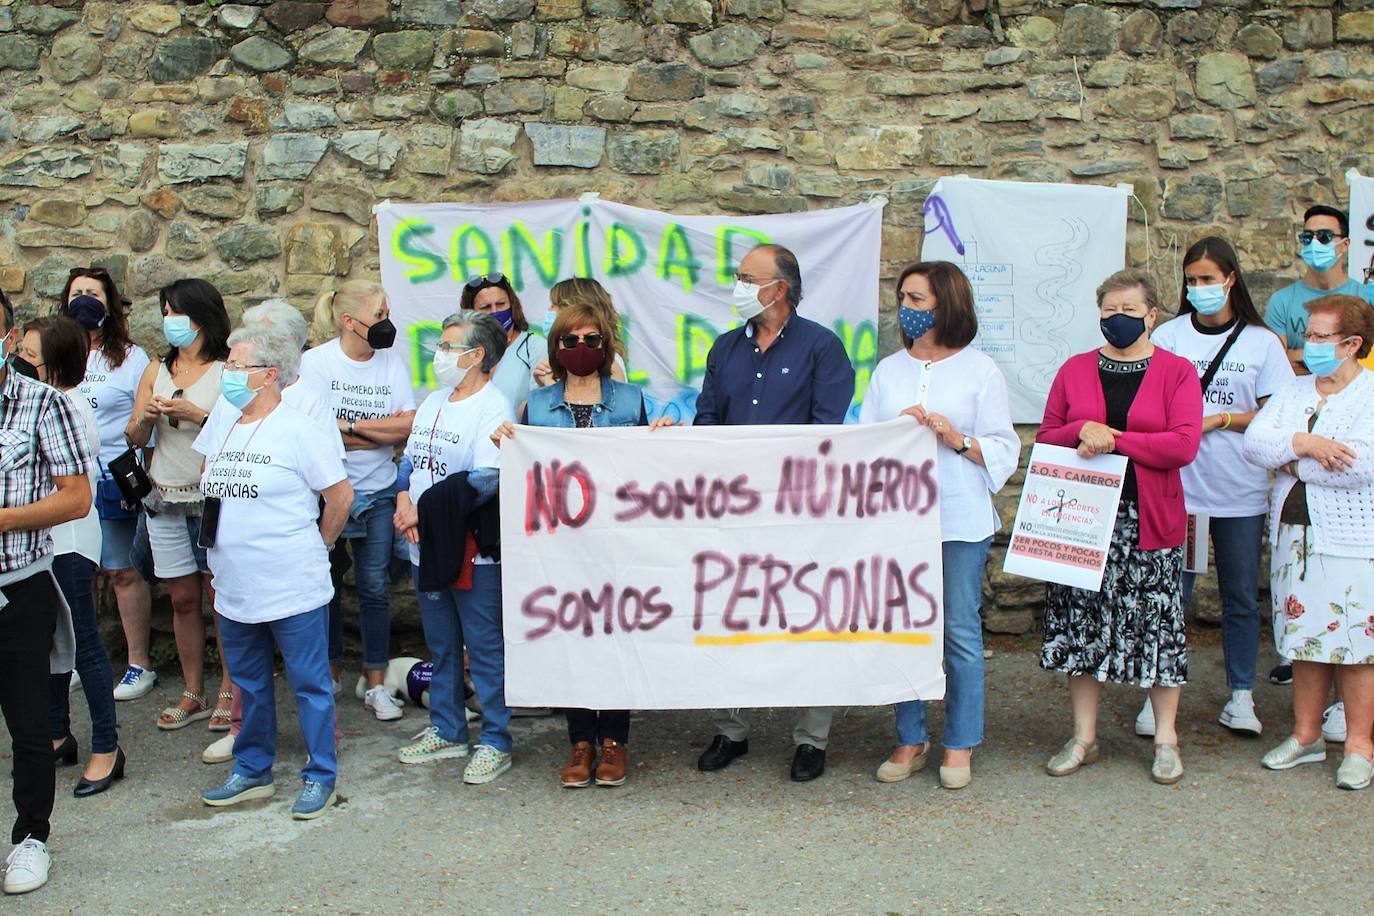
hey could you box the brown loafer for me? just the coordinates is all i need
[561,741,594,788]
[595,739,627,787]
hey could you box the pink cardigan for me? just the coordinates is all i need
[1036,348,1203,551]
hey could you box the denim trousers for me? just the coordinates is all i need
[1182,514,1264,691]
[415,564,511,753]
[48,553,118,753]
[328,495,395,670]
[219,605,337,787]
[895,537,992,750]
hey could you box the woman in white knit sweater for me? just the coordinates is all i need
[1243,294,1374,791]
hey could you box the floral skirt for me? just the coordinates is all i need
[1039,501,1187,688]
[1271,524,1374,665]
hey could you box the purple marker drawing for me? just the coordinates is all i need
[923,194,965,255]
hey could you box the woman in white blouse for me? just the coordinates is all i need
[1244,294,1374,791]
[859,261,1021,790]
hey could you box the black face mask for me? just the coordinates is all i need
[66,294,107,331]
[353,316,397,350]
[11,356,40,381]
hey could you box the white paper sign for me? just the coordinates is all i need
[1346,168,1374,282]
[1184,513,1209,575]
[919,177,1130,422]
[499,420,945,709]
[1003,444,1129,591]
[374,198,882,422]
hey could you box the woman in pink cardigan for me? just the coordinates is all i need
[1037,269,1203,785]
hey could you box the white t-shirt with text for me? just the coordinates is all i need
[52,392,102,564]
[203,378,344,457]
[79,345,151,470]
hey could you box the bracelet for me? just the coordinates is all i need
[1219,412,1233,430]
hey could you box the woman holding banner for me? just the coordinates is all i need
[1036,269,1202,785]
[461,273,537,411]
[858,261,1019,791]
[1245,294,1374,791]
[1143,238,1292,739]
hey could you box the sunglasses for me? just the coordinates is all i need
[167,388,184,428]
[464,273,506,289]
[1299,229,1343,245]
[559,333,605,349]
[68,267,111,279]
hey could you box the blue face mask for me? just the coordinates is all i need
[1185,283,1228,316]
[1302,340,1347,377]
[540,311,556,337]
[220,369,262,409]
[163,314,197,348]
[1301,240,1339,272]
[489,308,514,332]
[899,305,936,342]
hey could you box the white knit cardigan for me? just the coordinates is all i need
[1242,368,1374,559]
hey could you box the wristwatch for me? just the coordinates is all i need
[956,435,972,455]
[346,419,356,435]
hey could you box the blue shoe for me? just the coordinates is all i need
[291,780,337,820]
[202,773,275,807]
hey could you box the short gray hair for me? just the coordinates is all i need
[755,244,802,309]
[441,311,507,374]
[228,325,302,387]
[243,298,310,351]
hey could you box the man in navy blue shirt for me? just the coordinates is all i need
[693,243,856,782]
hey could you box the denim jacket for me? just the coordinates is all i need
[524,379,646,428]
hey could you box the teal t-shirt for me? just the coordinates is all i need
[1264,277,1374,349]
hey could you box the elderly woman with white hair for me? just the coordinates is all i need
[194,326,353,820]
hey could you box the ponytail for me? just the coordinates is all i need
[311,287,340,345]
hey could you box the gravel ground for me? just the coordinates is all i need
[5,640,1372,914]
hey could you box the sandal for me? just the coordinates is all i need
[208,691,234,733]
[157,691,211,731]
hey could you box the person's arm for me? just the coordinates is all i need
[1034,361,1089,447]
[810,332,856,425]
[1112,364,1203,470]
[395,455,414,493]
[1263,290,1304,369]
[123,361,161,448]
[1293,433,1374,488]
[346,411,416,446]
[0,475,90,532]
[1243,387,1301,470]
[692,340,722,426]
[318,479,353,547]
[967,367,1021,489]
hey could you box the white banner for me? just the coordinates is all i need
[375,198,883,422]
[1184,513,1209,575]
[1003,444,1128,592]
[1346,168,1374,281]
[919,177,1130,422]
[499,420,945,709]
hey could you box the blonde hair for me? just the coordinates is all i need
[549,278,625,361]
[312,279,386,342]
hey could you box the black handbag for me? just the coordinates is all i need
[107,447,153,506]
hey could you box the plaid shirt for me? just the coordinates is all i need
[0,367,92,572]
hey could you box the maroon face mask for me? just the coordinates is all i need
[555,343,606,377]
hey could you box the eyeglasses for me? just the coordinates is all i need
[559,333,605,349]
[167,388,184,428]
[465,273,506,289]
[435,343,473,355]
[1299,230,1343,245]
[735,273,778,285]
[225,362,269,372]
[1302,332,1352,343]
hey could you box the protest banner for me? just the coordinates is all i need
[1003,444,1129,592]
[1346,168,1374,281]
[1183,513,1210,575]
[919,177,1130,422]
[499,419,944,710]
[374,198,883,422]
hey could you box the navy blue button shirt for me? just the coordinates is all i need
[693,312,855,426]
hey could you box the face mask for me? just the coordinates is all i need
[899,305,936,341]
[1100,313,1147,349]
[1185,283,1228,316]
[1302,340,1348,377]
[432,348,473,389]
[67,294,107,330]
[163,315,197,348]
[1301,240,1339,272]
[556,343,607,378]
[221,369,265,409]
[353,316,396,350]
[540,311,556,337]
[489,308,514,332]
[11,356,39,381]
[731,279,778,321]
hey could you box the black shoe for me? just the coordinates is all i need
[697,735,748,772]
[74,747,125,798]
[53,734,77,767]
[1269,662,1293,685]
[790,744,825,782]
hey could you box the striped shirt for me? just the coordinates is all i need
[0,366,92,572]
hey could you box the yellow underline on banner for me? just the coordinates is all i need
[694,632,934,647]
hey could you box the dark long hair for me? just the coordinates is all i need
[23,316,88,389]
[896,261,978,349]
[1178,236,1264,327]
[60,267,136,369]
[158,279,231,368]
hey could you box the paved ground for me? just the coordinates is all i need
[4,636,1372,914]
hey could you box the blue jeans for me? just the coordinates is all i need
[1182,514,1264,691]
[219,606,336,787]
[895,537,992,751]
[328,495,395,670]
[415,564,511,753]
[48,554,119,753]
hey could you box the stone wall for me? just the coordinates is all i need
[4,0,1368,632]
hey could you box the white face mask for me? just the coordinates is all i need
[432,347,474,389]
[731,279,778,321]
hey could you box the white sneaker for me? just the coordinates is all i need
[1135,698,1155,737]
[68,671,81,693]
[1322,702,1347,742]
[202,733,235,764]
[1219,690,1263,736]
[112,665,157,701]
[365,685,403,721]
[3,837,50,894]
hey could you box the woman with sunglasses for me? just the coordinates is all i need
[59,268,157,702]
[126,279,232,732]
[394,312,515,783]
[530,278,629,388]
[461,274,536,411]
[302,280,416,721]
[18,317,125,797]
